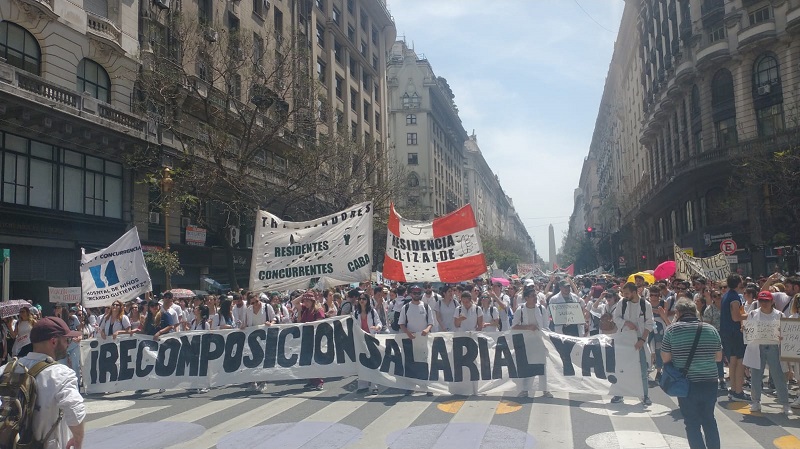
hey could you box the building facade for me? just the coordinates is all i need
[386,40,467,220]
[575,0,800,275]
[0,0,396,299]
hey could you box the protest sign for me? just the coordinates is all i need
[48,287,81,304]
[81,316,643,398]
[383,203,486,283]
[742,320,781,345]
[549,303,585,326]
[673,244,730,281]
[80,227,151,309]
[781,318,800,361]
[517,264,533,278]
[249,202,373,292]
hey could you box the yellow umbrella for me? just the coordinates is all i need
[627,272,655,285]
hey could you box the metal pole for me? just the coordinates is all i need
[1,249,9,301]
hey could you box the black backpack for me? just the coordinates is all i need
[401,301,430,329]
[391,298,411,332]
[621,298,647,321]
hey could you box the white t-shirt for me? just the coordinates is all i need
[161,306,179,332]
[454,304,483,331]
[399,301,432,333]
[243,304,276,327]
[480,304,502,332]
[190,319,210,330]
[743,307,784,369]
[97,315,131,339]
[422,292,441,309]
[434,298,458,332]
[513,303,550,330]
[548,292,586,334]
[232,304,247,326]
[772,291,792,314]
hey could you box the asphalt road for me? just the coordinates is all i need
[82,376,800,449]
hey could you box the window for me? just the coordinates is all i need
[253,0,265,18]
[408,172,419,187]
[406,113,417,125]
[402,92,420,108]
[363,100,370,122]
[374,83,380,103]
[407,133,418,145]
[315,0,324,11]
[408,153,418,165]
[0,21,41,75]
[332,6,341,25]
[754,54,779,87]
[375,112,380,128]
[350,88,357,111]
[347,24,355,42]
[1,132,122,218]
[371,26,378,45]
[711,69,737,147]
[347,0,354,13]
[334,40,342,64]
[360,9,367,31]
[749,6,770,25]
[351,121,358,140]
[253,33,264,68]
[316,23,325,48]
[77,59,111,103]
[316,59,326,83]
[709,26,725,43]
[362,73,370,90]
[686,201,694,232]
[360,40,367,57]
[198,0,212,24]
[274,8,284,41]
[757,104,784,137]
[317,97,328,122]
[690,85,703,153]
[372,54,379,71]
[335,75,343,99]
[349,58,358,81]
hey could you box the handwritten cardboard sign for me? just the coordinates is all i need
[549,302,585,326]
[781,318,800,361]
[742,320,780,345]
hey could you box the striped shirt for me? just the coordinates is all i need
[661,319,721,383]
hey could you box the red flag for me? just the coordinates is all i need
[566,264,575,276]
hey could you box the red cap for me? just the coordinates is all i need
[300,291,316,302]
[757,291,774,301]
[30,317,81,344]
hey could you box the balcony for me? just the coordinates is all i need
[695,39,730,67]
[700,0,725,26]
[0,60,146,135]
[675,59,695,85]
[86,13,123,52]
[737,20,777,50]
[787,6,800,33]
[11,0,58,20]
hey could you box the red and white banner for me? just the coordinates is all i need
[383,203,486,283]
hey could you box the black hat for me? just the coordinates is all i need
[347,288,362,298]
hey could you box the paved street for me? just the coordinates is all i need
[83,375,800,449]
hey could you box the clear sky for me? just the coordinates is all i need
[390,0,625,263]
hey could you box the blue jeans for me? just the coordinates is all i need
[639,346,649,397]
[649,332,664,368]
[677,381,720,449]
[751,344,789,405]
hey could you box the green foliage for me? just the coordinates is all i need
[558,233,598,274]
[481,233,534,273]
[144,248,185,278]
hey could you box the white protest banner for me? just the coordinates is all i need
[249,202,373,291]
[81,317,643,397]
[781,318,800,361]
[673,244,730,281]
[549,303,585,326]
[80,227,151,309]
[517,263,533,278]
[48,287,81,304]
[383,203,486,283]
[742,320,781,345]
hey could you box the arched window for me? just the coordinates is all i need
[0,21,41,75]
[77,59,111,103]
[753,53,784,137]
[690,85,703,153]
[711,69,737,147]
[407,172,419,187]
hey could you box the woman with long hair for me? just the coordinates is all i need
[323,290,338,317]
[99,300,131,340]
[11,304,37,357]
[190,305,210,330]
[297,292,325,390]
[354,292,382,394]
[212,298,235,330]
[271,293,292,324]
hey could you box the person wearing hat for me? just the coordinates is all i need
[743,290,791,414]
[1,317,84,449]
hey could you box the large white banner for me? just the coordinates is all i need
[81,317,643,397]
[674,244,730,281]
[249,202,373,291]
[80,227,151,309]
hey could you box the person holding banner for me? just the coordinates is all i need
[512,285,552,398]
[399,285,434,396]
[212,298,236,330]
[454,291,484,331]
[355,292,382,394]
[479,293,502,332]
[549,279,588,336]
[743,291,791,414]
[611,282,654,405]
[11,304,36,357]
[434,285,458,333]
[98,300,131,340]
[298,292,326,391]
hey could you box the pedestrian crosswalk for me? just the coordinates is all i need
[83,377,800,449]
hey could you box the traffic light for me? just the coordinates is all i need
[585,226,595,238]
[641,253,647,260]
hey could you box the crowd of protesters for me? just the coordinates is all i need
[2,270,799,415]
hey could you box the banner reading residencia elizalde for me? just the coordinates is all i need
[80,317,643,397]
[249,202,373,291]
[80,227,152,309]
[382,203,486,283]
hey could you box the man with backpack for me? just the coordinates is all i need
[399,285,434,395]
[0,316,84,449]
[338,288,360,316]
[611,282,655,406]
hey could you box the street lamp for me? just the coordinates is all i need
[161,167,174,291]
